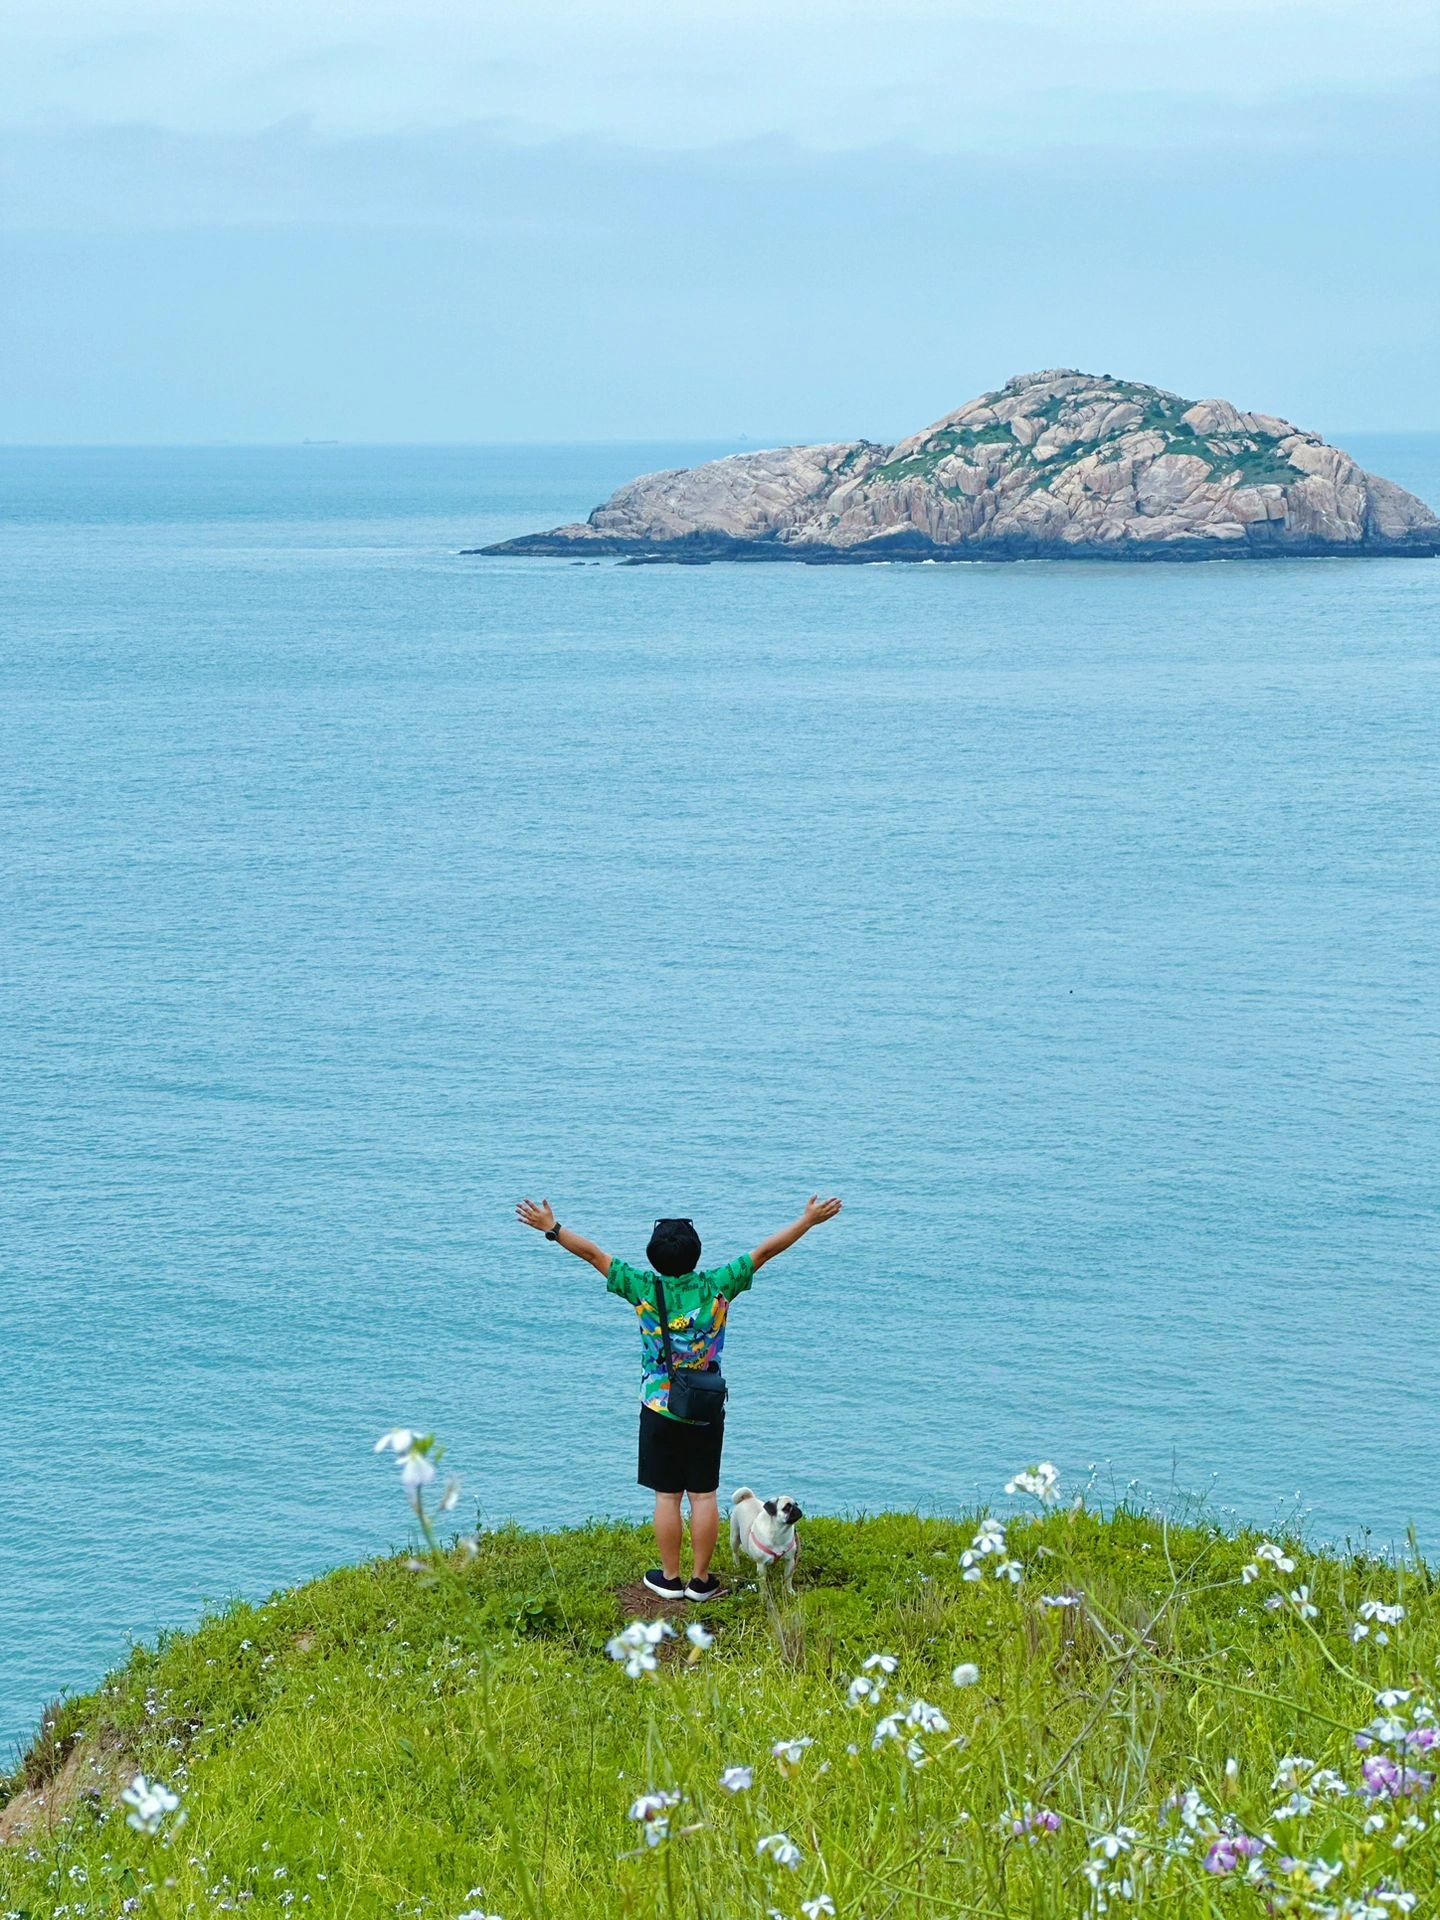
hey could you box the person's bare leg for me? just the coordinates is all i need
[688,1491,719,1578]
[653,1492,684,1580]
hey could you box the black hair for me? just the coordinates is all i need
[647,1217,701,1277]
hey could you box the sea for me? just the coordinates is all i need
[3,437,1439,1754]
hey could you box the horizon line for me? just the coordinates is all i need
[4,429,1438,452]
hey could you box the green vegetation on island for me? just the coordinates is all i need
[872,380,1307,499]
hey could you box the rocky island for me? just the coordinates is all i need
[478,369,1439,563]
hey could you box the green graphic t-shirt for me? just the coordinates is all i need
[607,1254,755,1421]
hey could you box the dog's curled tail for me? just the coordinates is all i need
[730,1487,754,1505]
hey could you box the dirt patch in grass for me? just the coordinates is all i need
[0,1738,132,1846]
[613,1578,738,1618]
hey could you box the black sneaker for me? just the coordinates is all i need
[685,1573,723,1601]
[642,1569,686,1600]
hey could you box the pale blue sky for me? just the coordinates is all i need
[4,1,1437,441]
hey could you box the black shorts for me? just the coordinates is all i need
[638,1404,725,1495]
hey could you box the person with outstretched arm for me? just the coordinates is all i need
[515,1194,843,1599]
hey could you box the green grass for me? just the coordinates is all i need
[873,423,1019,483]
[1213,442,1306,488]
[3,1503,1436,1919]
[829,444,882,480]
[1130,393,1193,437]
[1034,424,1304,499]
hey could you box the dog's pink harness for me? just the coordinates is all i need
[747,1522,800,1564]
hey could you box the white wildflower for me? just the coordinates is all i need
[611,1619,674,1650]
[1272,1789,1316,1821]
[1376,1690,1412,1710]
[961,1516,1009,1576]
[994,1558,1024,1584]
[685,1622,714,1650]
[1256,1541,1296,1574]
[629,1790,681,1818]
[1005,1462,1059,1503]
[1039,1593,1081,1609]
[905,1699,950,1735]
[605,1620,673,1676]
[1361,1602,1406,1626]
[848,1674,884,1706]
[1091,1827,1138,1860]
[374,1428,446,1513]
[120,1775,182,1836]
[1166,1788,1211,1831]
[862,1652,898,1673]
[756,1832,803,1869]
[629,1789,682,1848]
[1364,1715,1411,1748]
[1240,1563,1261,1584]
[801,1899,835,1920]
[951,1663,980,1687]
[611,1646,657,1677]
[719,1765,753,1793]
[400,1450,437,1505]
[1272,1756,1318,1791]
[771,1737,814,1766]
[1289,1585,1319,1619]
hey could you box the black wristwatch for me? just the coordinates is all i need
[545,1221,563,1242]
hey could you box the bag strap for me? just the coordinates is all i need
[653,1273,677,1381]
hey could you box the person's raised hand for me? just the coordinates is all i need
[516,1197,556,1233]
[803,1194,843,1226]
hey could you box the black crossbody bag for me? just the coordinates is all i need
[653,1275,728,1425]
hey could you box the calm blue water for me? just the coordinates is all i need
[4,438,1439,1753]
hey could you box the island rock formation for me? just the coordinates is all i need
[478,370,1439,563]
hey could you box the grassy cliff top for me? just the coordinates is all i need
[3,1504,1437,1918]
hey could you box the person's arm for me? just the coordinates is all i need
[751,1193,842,1273]
[515,1197,611,1276]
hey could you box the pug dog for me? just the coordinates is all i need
[729,1488,803,1592]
